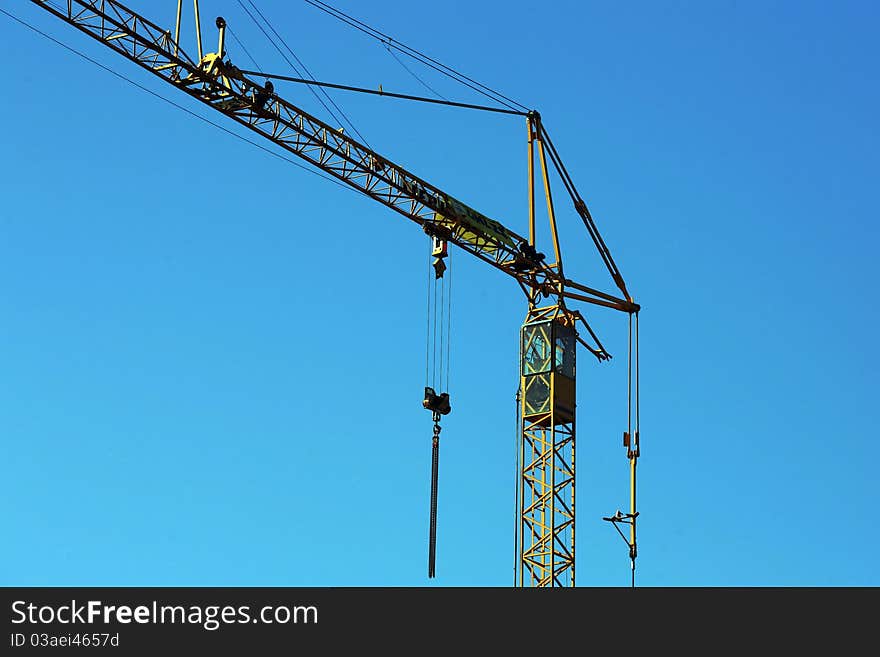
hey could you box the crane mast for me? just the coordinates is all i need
[27,0,642,587]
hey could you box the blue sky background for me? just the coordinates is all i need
[1,0,877,586]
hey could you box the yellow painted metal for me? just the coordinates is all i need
[630,454,637,550]
[536,125,564,286]
[431,192,520,254]
[519,305,576,587]
[174,0,182,57]
[527,116,536,247]
[193,0,203,61]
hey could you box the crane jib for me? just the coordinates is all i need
[401,178,519,253]
[431,193,519,254]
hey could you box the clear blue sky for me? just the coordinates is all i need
[1,0,877,586]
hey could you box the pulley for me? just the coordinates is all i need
[431,236,448,279]
[423,386,451,415]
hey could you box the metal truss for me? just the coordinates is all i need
[518,304,576,587]
[520,414,575,587]
[30,0,634,314]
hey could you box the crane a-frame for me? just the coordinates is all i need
[24,0,642,587]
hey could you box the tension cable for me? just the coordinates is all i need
[604,310,641,587]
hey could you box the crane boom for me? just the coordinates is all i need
[25,0,643,587]
[29,0,635,315]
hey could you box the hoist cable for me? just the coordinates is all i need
[382,42,448,101]
[235,0,341,126]
[433,278,439,387]
[425,242,433,388]
[635,312,640,590]
[636,312,640,438]
[236,0,372,148]
[439,272,445,390]
[0,7,362,198]
[445,256,453,394]
[303,0,529,112]
[628,313,632,441]
[243,0,371,148]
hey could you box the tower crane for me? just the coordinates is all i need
[20,0,642,587]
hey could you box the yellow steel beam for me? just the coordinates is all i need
[536,128,564,287]
[193,0,202,61]
[174,0,182,57]
[527,115,536,247]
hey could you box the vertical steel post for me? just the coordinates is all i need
[216,16,226,58]
[536,120,564,283]
[174,0,182,57]
[193,0,203,60]
[527,115,536,247]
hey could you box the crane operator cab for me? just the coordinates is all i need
[521,311,576,427]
